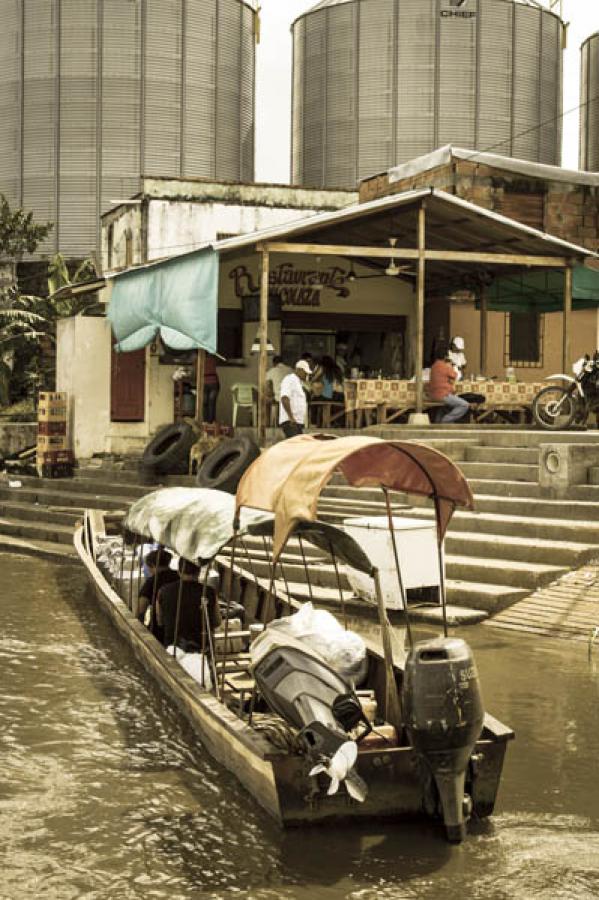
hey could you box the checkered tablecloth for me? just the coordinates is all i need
[344,379,545,413]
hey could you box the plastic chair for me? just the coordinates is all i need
[231,383,258,426]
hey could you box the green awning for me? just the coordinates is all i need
[108,249,219,353]
[485,265,599,313]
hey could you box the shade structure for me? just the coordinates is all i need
[125,487,271,562]
[108,248,219,353]
[486,265,599,312]
[235,435,474,562]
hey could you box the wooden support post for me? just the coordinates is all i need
[195,348,205,424]
[479,287,488,376]
[258,248,269,447]
[415,203,426,414]
[563,264,573,373]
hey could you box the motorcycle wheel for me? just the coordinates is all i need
[532,385,578,430]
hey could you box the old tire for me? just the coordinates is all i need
[142,423,195,474]
[196,436,260,494]
[138,461,159,486]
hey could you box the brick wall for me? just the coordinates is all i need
[360,159,599,253]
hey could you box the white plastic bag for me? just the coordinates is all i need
[271,603,368,685]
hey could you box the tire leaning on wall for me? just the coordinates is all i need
[196,436,260,495]
[141,423,196,476]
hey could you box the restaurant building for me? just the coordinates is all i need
[56,170,597,458]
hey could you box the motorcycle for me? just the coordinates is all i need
[532,352,599,430]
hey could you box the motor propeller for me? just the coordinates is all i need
[309,740,368,802]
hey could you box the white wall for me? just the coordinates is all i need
[146,199,334,261]
[57,316,178,458]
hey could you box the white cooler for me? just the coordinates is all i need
[342,516,442,610]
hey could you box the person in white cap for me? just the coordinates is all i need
[279,359,312,438]
[448,336,467,381]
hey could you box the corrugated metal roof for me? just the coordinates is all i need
[387,145,599,188]
[107,186,596,283]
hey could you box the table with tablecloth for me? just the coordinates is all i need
[344,378,545,425]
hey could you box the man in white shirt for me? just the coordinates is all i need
[279,359,311,438]
[266,355,293,403]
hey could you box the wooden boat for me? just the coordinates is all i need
[74,435,514,841]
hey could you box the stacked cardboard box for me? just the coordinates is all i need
[37,392,74,477]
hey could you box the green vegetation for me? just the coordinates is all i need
[0,195,99,411]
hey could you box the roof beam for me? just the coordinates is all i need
[260,242,571,268]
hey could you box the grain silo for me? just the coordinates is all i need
[580,31,599,172]
[291,0,563,189]
[0,0,257,258]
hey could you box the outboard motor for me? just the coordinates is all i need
[251,629,369,801]
[402,636,484,843]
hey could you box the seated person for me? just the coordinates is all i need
[138,548,178,640]
[427,346,470,423]
[156,559,222,652]
[312,355,345,403]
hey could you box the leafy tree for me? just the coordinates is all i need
[0,194,52,261]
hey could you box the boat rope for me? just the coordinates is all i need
[250,714,305,755]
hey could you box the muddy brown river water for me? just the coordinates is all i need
[1,553,599,899]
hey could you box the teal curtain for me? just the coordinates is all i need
[484,265,599,313]
[108,249,219,353]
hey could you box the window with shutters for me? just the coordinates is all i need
[504,311,544,368]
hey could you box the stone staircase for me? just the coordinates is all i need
[2,427,599,622]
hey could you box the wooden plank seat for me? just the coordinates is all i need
[309,400,346,428]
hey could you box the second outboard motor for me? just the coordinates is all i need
[402,637,484,843]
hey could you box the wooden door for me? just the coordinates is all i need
[110,345,146,422]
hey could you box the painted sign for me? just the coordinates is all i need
[229,263,351,308]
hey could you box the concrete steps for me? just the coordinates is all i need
[445,530,596,567]
[464,445,539,464]
[0,515,77,546]
[15,473,148,500]
[0,483,128,513]
[2,427,599,622]
[0,532,78,563]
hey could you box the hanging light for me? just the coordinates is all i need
[347,264,357,282]
[385,237,400,277]
[250,332,275,354]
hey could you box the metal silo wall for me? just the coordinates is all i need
[580,34,599,172]
[101,0,142,220]
[397,0,436,161]
[291,16,306,185]
[292,0,562,189]
[0,1,20,209]
[0,0,255,258]
[22,0,58,255]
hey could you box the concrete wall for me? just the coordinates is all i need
[449,304,599,380]
[101,178,358,271]
[57,316,177,459]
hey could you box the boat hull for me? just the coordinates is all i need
[74,527,512,830]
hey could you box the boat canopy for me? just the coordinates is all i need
[235,435,474,562]
[124,486,375,575]
[246,517,374,576]
[124,488,271,562]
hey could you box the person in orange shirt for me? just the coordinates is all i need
[427,347,470,423]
